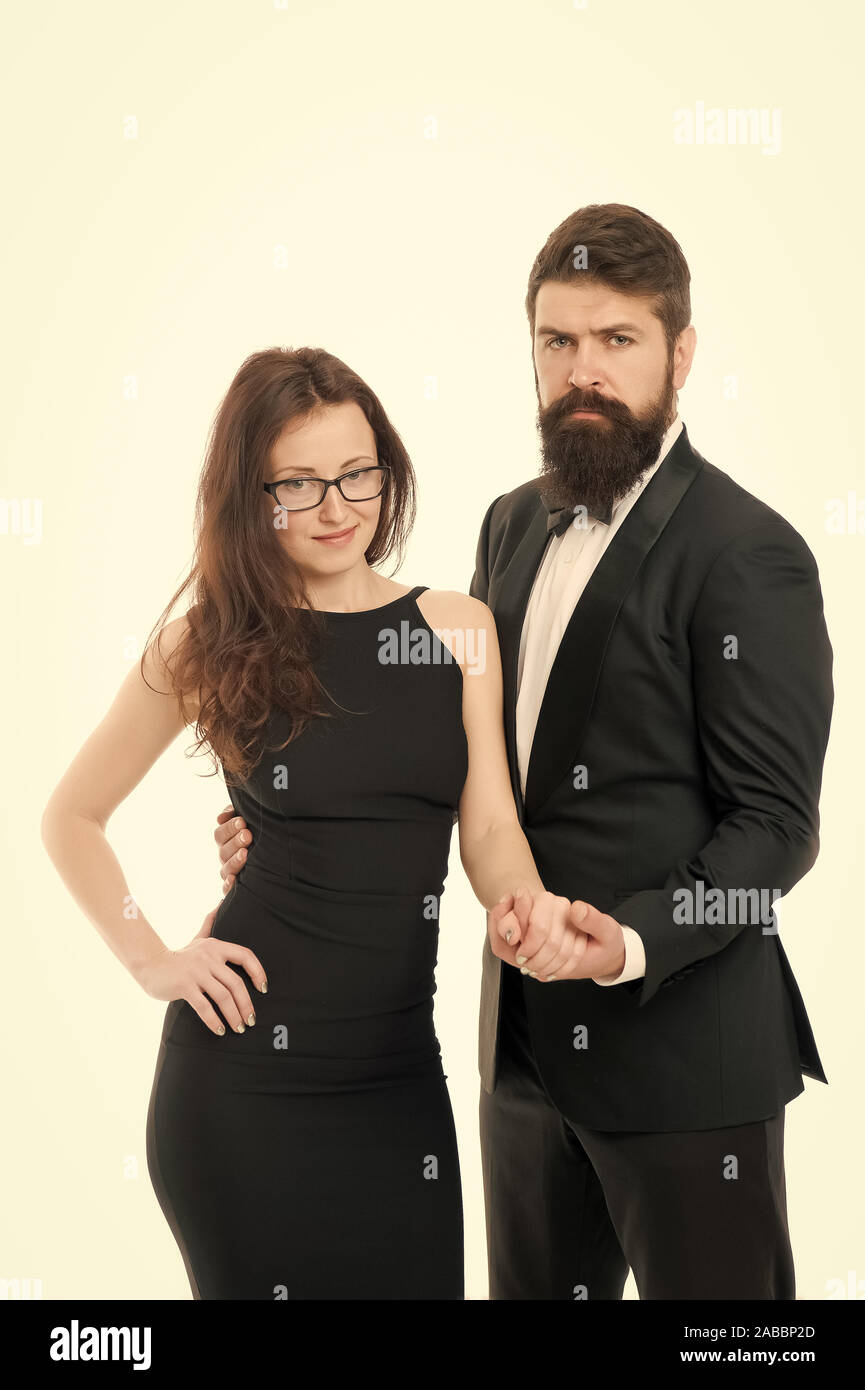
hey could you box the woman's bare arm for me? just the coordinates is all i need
[40,616,267,1032]
[446,595,546,910]
[418,591,588,982]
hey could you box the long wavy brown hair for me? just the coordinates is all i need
[141,346,417,786]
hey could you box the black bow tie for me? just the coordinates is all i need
[544,498,613,536]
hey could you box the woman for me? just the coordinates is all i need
[41,346,589,1300]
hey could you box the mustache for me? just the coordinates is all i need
[539,388,631,429]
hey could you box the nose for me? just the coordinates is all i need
[316,481,351,524]
[567,345,604,392]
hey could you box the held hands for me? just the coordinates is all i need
[488,889,626,982]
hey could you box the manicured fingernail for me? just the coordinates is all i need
[516,955,526,965]
[520,967,528,975]
[546,974,557,980]
[217,1025,225,1036]
[235,1023,245,1033]
[247,1012,256,1026]
[259,980,268,993]
[528,971,537,978]
[505,929,513,943]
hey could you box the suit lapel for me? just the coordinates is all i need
[495,425,704,823]
[491,504,552,825]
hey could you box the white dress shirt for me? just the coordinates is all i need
[515,414,684,985]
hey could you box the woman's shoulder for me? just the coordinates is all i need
[142,611,200,717]
[143,612,192,678]
[414,587,494,631]
[413,590,498,677]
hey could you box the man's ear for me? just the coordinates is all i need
[672,323,697,391]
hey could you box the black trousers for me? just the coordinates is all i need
[479,965,795,1300]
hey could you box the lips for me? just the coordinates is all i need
[314,525,356,540]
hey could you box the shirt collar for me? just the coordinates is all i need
[542,413,683,537]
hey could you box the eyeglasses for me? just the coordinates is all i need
[263,465,390,512]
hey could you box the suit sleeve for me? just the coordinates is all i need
[614,520,834,1007]
[468,494,505,603]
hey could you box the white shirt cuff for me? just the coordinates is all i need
[592,925,646,986]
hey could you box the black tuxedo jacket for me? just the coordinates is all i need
[469,423,833,1131]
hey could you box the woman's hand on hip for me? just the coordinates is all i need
[136,907,268,1036]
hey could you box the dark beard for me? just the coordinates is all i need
[536,368,676,520]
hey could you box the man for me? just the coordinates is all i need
[216,203,833,1299]
[470,202,832,1300]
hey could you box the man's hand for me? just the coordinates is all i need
[488,889,589,979]
[531,900,626,981]
[215,805,252,894]
[489,893,625,982]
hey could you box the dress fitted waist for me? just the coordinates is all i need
[166,866,446,1087]
[235,815,455,901]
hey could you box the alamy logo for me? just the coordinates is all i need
[673,101,782,155]
[825,492,865,534]
[0,497,42,544]
[49,1320,151,1369]
[673,884,781,932]
[377,621,485,673]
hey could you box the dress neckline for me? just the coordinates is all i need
[296,584,425,617]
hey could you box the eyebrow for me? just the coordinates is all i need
[535,323,645,338]
[272,454,375,478]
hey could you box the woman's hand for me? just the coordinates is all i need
[136,908,268,1036]
[488,889,588,981]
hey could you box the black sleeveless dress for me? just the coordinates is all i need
[145,585,469,1299]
